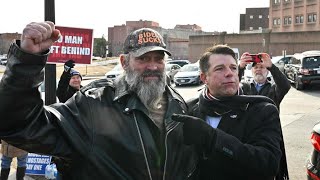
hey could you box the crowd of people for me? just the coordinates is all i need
[0,21,291,180]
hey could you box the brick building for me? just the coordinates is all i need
[0,33,21,54]
[240,8,269,32]
[270,0,320,32]
[189,30,320,62]
[107,20,212,60]
[188,0,320,61]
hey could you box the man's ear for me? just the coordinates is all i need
[200,72,207,84]
[120,54,127,69]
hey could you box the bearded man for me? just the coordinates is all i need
[0,22,198,180]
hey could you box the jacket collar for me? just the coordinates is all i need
[249,78,271,86]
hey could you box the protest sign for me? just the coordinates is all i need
[48,26,93,64]
[25,153,52,175]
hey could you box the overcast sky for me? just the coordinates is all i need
[1,0,269,38]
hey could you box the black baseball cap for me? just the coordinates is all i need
[123,28,171,57]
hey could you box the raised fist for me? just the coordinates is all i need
[64,60,75,72]
[21,21,60,54]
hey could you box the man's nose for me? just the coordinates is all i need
[146,63,158,70]
[225,68,234,77]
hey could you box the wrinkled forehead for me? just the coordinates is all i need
[209,54,237,66]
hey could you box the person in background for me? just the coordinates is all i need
[56,59,82,103]
[238,52,290,180]
[0,22,198,179]
[1,140,28,180]
[172,45,283,180]
[238,52,290,109]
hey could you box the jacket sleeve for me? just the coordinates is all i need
[268,64,291,103]
[56,69,71,103]
[207,103,282,177]
[0,42,92,158]
[238,65,245,81]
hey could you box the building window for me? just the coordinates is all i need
[295,15,304,24]
[274,0,281,4]
[273,18,281,26]
[284,0,291,2]
[300,16,304,23]
[284,17,292,25]
[249,27,253,30]
[250,15,253,19]
[307,13,317,23]
[259,15,262,19]
[273,19,278,25]
[284,17,288,25]
[288,17,292,24]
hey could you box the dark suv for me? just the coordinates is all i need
[284,51,320,90]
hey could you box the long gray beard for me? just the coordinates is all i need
[123,68,166,110]
[254,74,267,83]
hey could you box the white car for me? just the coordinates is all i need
[105,64,124,81]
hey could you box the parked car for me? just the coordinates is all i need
[105,63,124,81]
[174,64,201,86]
[165,64,181,83]
[166,59,190,67]
[284,51,320,90]
[0,58,7,65]
[271,55,293,73]
[306,122,320,180]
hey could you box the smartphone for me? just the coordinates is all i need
[247,54,262,63]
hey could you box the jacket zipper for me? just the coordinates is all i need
[162,121,179,180]
[133,112,153,180]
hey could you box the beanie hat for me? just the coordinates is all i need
[70,69,82,80]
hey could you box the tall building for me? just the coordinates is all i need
[107,20,212,60]
[240,8,269,32]
[269,0,320,32]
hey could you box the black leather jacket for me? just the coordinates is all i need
[0,42,198,180]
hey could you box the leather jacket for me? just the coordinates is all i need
[0,42,198,180]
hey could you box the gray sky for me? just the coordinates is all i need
[1,0,269,38]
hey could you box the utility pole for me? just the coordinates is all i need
[44,0,56,105]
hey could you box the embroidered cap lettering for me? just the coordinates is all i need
[123,28,171,57]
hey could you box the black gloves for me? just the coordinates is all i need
[172,114,217,150]
[64,60,75,72]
